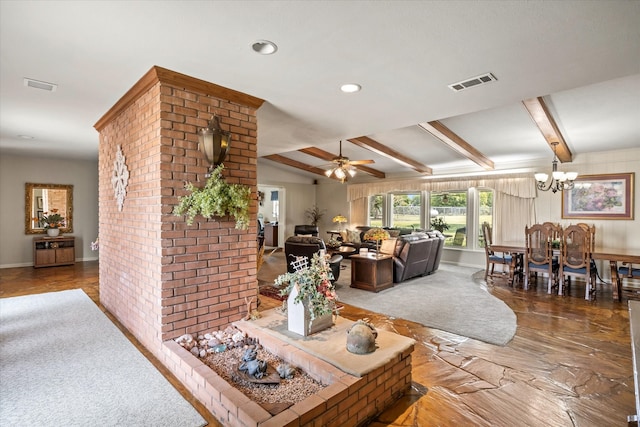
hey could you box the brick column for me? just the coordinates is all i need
[95,66,264,356]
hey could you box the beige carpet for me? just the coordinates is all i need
[0,290,206,427]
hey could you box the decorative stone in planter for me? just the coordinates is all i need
[287,284,333,336]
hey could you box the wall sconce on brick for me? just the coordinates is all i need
[198,115,231,175]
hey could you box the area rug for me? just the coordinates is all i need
[336,266,517,346]
[259,284,286,301]
[0,289,206,427]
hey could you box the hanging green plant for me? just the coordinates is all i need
[173,164,251,230]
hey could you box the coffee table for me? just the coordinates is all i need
[350,253,393,292]
[328,245,357,258]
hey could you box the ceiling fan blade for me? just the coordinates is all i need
[348,159,375,165]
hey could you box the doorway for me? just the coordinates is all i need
[258,185,285,249]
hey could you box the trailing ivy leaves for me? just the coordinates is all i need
[173,164,251,230]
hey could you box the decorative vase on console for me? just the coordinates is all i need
[40,209,65,238]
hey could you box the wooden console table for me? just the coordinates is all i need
[350,253,393,292]
[33,236,75,268]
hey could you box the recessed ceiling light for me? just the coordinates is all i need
[251,40,278,55]
[18,134,34,139]
[340,83,361,93]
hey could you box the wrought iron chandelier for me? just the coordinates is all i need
[534,142,578,193]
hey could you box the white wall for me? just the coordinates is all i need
[0,154,99,267]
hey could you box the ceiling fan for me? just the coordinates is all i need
[323,140,374,183]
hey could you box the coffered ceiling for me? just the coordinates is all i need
[1,1,638,182]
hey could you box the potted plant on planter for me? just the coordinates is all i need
[274,252,338,336]
[173,164,251,230]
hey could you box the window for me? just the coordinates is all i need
[478,189,494,248]
[430,191,468,247]
[390,193,421,229]
[369,194,384,227]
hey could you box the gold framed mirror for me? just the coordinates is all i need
[25,183,73,234]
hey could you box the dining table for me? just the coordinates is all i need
[490,240,640,301]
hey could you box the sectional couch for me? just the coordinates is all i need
[340,227,445,283]
[389,231,444,283]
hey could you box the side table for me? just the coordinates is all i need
[350,253,393,292]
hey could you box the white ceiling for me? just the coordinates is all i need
[1,1,639,182]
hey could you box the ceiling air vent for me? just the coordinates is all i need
[448,73,497,92]
[23,78,57,92]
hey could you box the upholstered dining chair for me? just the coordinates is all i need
[481,222,517,286]
[559,224,597,300]
[524,223,559,294]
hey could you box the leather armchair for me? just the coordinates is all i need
[284,236,343,282]
[294,225,319,237]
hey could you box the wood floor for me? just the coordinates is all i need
[1,259,635,426]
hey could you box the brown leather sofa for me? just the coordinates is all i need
[391,231,445,283]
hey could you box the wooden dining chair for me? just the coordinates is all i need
[524,224,559,293]
[541,222,562,242]
[481,222,517,286]
[559,224,597,300]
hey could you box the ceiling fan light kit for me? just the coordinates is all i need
[324,140,373,183]
[535,142,578,193]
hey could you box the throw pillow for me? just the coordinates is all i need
[347,230,361,244]
[340,230,350,243]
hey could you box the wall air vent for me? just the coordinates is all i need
[23,78,57,92]
[448,73,497,92]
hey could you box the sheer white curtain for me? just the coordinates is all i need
[494,191,535,242]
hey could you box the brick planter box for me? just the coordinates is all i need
[161,319,414,427]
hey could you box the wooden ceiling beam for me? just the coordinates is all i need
[298,147,386,179]
[418,121,494,170]
[522,96,572,163]
[262,154,340,181]
[347,136,432,175]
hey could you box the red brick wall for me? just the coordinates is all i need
[96,67,262,356]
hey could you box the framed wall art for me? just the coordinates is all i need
[562,172,634,220]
